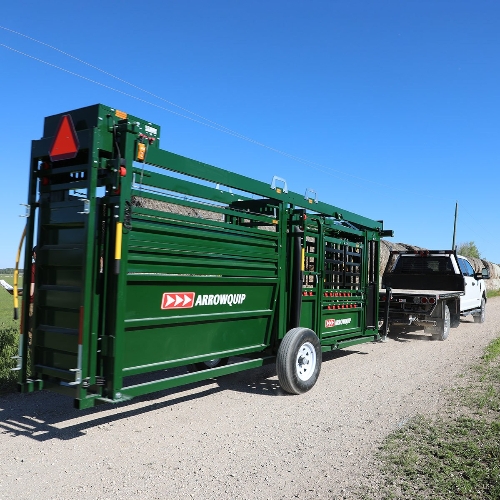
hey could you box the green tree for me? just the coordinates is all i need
[456,241,481,259]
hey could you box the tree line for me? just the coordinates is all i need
[0,268,20,275]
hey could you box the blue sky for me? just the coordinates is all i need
[0,1,499,268]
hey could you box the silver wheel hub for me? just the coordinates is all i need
[296,342,317,381]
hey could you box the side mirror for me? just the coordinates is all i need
[475,268,490,280]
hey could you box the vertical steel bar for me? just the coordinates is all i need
[108,123,136,399]
[75,126,100,404]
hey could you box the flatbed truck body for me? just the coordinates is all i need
[380,250,488,340]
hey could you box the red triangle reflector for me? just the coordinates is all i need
[49,114,79,161]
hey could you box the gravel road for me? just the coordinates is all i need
[1,296,499,500]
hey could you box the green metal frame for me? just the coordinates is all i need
[17,104,389,408]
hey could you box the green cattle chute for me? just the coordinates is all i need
[16,104,391,408]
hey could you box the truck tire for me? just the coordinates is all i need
[188,358,230,372]
[473,297,486,324]
[432,305,450,341]
[450,313,460,328]
[277,327,321,394]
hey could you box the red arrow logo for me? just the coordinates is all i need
[161,292,195,310]
[49,114,80,162]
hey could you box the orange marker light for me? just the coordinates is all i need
[137,143,146,161]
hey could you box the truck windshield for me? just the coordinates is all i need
[393,256,455,274]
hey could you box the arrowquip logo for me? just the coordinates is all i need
[325,317,352,328]
[161,292,247,310]
[195,293,246,307]
[161,292,195,309]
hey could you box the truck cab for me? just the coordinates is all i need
[456,255,488,318]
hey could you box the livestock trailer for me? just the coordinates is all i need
[16,104,392,408]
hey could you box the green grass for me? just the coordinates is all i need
[483,337,500,364]
[0,274,21,393]
[379,416,500,499]
[487,289,500,299]
[371,335,500,499]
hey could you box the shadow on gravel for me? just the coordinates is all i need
[388,325,433,342]
[0,379,221,442]
[215,363,281,395]
[0,349,361,442]
[216,349,358,396]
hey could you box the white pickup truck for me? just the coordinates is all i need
[379,250,489,340]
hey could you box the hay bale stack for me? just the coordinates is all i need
[132,196,224,222]
[131,196,275,231]
[478,259,500,291]
[380,240,426,275]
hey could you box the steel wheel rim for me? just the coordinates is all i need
[444,311,450,331]
[296,342,316,381]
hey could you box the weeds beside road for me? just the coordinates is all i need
[373,335,500,499]
[0,274,19,393]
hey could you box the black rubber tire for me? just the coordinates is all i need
[188,357,230,372]
[473,297,486,324]
[277,327,321,394]
[432,305,450,341]
[450,312,460,328]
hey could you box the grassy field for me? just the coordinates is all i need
[0,274,21,393]
[369,335,500,499]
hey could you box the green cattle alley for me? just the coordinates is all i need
[15,104,392,409]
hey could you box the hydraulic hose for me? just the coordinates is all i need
[13,225,27,320]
